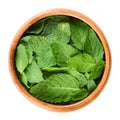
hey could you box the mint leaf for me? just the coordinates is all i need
[26,19,44,34]
[27,36,56,68]
[42,67,69,72]
[89,60,105,80]
[51,41,79,66]
[29,73,88,104]
[53,22,71,43]
[67,69,88,88]
[25,44,33,64]
[67,53,96,72]
[25,61,44,83]
[70,18,89,50]
[15,44,28,74]
[84,72,96,92]
[20,36,35,64]
[28,36,47,55]
[87,80,96,92]
[84,28,104,61]
[41,15,69,38]
[20,72,30,88]
[20,36,32,43]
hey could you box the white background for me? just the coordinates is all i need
[0,0,119,119]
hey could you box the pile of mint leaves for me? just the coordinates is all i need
[15,15,105,105]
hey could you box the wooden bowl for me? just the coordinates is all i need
[8,8,111,112]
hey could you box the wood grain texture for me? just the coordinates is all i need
[8,8,111,112]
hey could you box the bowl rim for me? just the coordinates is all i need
[8,8,112,112]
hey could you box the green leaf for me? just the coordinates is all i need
[67,53,96,72]
[28,36,47,55]
[84,28,104,62]
[20,36,34,64]
[89,60,105,80]
[87,80,96,92]
[25,44,33,64]
[42,67,69,73]
[41,15,69,38]
[26,19,44,34]
[85,72,96,92]
[20,72,30,88]
[51,41,79,66]
[15,44,28,74]
[67,69,88,88]
[70,18,89,50]
[20,36,32,43]
[25,61,44,83]
[29,73,88,104]
[53,22,71,43]
[27,36,56,68]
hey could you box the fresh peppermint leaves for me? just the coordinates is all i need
[30,73,88,104]
[15,44,28,74]
[15,15,105,104]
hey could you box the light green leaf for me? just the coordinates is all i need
[29,73,88,104]
[15,44,28,74]
[67,53,96,72]
[25,44,33,64]
[25,61,44,83]
[20,72,30,88]
[84,28,104,62]
[51,41,79,66]
[53,22,71,43]
[20,36,34,64]
[70,18,89,50]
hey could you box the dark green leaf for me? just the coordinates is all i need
[84,28,104,62]
[29,73,88,104]
[70,18,89,50]
[26,19,44,34]
[67,53,96,72]
[25,61,44,83]
[15,44,28,74]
